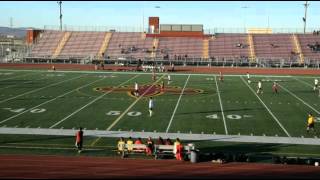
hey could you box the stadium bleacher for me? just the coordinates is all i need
[28,30,320,66]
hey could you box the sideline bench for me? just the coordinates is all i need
[119,144,147,158]
[154,144,196,160]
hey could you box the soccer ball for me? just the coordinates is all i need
[315,162,319,166]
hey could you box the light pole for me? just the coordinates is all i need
[303,1,309,34]
[57,1,62,31]
[241,6,249,32]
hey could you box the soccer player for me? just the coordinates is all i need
[167,74,171,85]
[75,127,83,153]
[247,72,251,84]
[307,113,315,132]
[257,80,263,94]
[148,97,154,117]
[152,68,156,81]
[314,78,318,91]
[272,82,279,94]
[134,82,139,97]
[161,80,165,92]
[219,71,224,82]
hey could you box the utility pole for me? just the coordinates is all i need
[10,17,13,28]
[303,1,309,34]
[57,1,62,31]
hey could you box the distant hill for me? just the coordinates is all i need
[0,27,30,38]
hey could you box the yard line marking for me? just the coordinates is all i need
[91,74,165,146]
[240,76,291,137]
[279,84,320,115]
[50,74,140,129]
[0,77,106,124]
[214,76,228,135]
[166,75,190,133]
[0,75,84,104]
[293,77,314,88]
[107,74,165,131]
[0,75,48,90]
[0,72,38,82]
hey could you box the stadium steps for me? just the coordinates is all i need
[202,39,209,59]
[52,31,71,59]
[247,34,256,63]
[151,38,159,59]
[98,32,113,59]
[141,32,146,40]
[292,34,305,64]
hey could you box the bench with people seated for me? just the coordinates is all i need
[119,144,148,158]
[153,143,196,160]
[117,137,149,158]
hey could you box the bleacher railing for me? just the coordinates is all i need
[43,25,318,35]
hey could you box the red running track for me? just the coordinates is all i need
[0,155,319,179]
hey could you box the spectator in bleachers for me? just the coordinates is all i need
[134,137,143,144]
[127,137,134,152]
[174,138,183,160]
[134,137,144,153]
[117,137,125,154]
[156,136,165,145]
[146,137,154,156]
[165,138,173,145]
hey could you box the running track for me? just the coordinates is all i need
[0,155,319,179]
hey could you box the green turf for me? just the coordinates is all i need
[0,69,320,159]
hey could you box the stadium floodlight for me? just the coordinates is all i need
[57,1,63,31]
[303,1,309,34]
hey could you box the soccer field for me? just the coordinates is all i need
[0,69,319,142]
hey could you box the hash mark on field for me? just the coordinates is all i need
[166,75,190,133]
[241,76,291,137]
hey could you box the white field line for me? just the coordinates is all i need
[0,72,38,82]
[49,74,140,128]
[0,76,48,90]
[166,75,190,133]
[106,74,166,131]
[240,76,291,137]
[293,77,314,88]
[279,84,320,115]
[0,77,106,124]
[214,76,228,135]
[90,74,166,146]
[1,68,309,78]
[0,75,84,104]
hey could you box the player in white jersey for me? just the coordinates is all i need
[148,97,154,117]
[314,79,318,91]
[247,72,251,84]
[257,80,263,94]
[167,74,171,85]
[134,82,139,97]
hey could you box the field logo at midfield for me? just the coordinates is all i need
[94,84,204,98]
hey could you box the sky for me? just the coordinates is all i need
[0,1,319,32]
